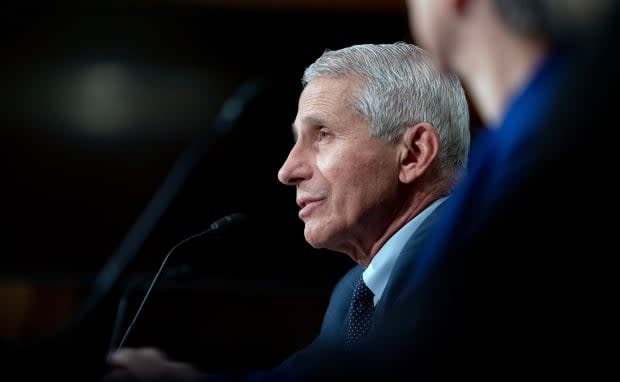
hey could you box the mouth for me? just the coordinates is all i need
[297,198,323,219]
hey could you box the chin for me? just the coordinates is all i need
[303,231,322,249]
[303,225,330,250]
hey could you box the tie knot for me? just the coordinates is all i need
[344,275,375,347]
[351,277,374,306]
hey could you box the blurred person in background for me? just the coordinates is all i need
[389,0,616,378]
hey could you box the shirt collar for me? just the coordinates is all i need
[362,196,449,305]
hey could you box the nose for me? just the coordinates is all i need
[277,143,311,186]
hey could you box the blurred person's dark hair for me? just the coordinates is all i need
[494,0,612,41]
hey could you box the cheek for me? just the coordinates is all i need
[317,151,363,188]
[316,152,343,183]
[321,151,396,205]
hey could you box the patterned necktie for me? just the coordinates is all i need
[344,275,375,347]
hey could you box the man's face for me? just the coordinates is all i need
[406,0,456,72]
[277,77,401,255]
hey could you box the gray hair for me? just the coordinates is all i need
[302,42,470,183]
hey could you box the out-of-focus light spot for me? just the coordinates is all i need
[68,63,133,135]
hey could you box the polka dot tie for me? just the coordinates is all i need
[344,275,375,347]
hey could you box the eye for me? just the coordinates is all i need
[318,128,331,140]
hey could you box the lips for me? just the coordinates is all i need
[297,195,324,207]
[297,197,323,218]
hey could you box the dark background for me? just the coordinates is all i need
[0,0,418,372]
[0,1,411,277]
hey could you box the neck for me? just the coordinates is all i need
[347,185,445,268]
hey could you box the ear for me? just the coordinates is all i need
[398,122,440,184]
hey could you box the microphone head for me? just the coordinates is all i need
[166,212,249,280]
[207,212,248,233]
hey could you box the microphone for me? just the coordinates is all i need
[109,212,247,354]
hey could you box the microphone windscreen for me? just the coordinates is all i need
[208,212,248,233]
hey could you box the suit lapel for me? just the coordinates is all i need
[318,265,364,342]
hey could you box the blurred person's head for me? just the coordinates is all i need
[405,0,612,124]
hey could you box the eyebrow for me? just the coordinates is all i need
[291,115,328,141]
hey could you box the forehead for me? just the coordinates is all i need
[299,77,358,107]
[294,77,360,125]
